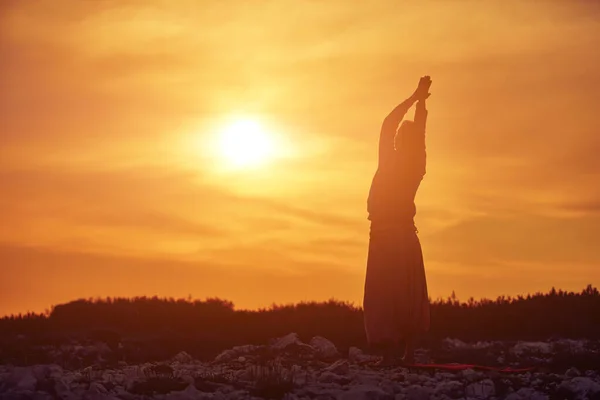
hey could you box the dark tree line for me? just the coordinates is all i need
[1,285,598,362]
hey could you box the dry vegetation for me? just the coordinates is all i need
[1,285,599,366]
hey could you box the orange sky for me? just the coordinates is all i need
[1,0,600,316]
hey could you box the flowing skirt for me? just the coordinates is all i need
[363,225,430,346]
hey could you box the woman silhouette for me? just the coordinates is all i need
[363,76,432,366]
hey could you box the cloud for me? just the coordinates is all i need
[0,166,365,256]
[559,200,600,214]
[1,0,600,312]
[423,213,600,265]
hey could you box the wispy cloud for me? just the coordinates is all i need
[1,0,600,315]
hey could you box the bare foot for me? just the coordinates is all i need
[403,337,416,365]
[373,355,397,367]
[402,354,415,365]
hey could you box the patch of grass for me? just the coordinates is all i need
[247,362,297,400]
[194,367,239,392]
[143,363,175,379]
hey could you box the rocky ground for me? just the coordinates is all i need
[1,334,600,400]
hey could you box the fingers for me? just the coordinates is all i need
[415,76,432,100]
[420,76,432,94]
[417,76,432,89]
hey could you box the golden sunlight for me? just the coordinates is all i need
[217,119,276,168]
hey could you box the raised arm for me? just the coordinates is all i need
[377,76,431,170]
[378,95,418,169]
[397,79,431,183]
[410,99,428,179]
[413,99,428,134]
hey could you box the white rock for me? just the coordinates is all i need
[472,341,494,350]
[405,384,433,400]
[173,351,193,363]
[559,376,600,398]
[54,378,73,399]
[353,370,382,386]
[565,367,581,378]
[404,374,419,385]
[324,359,350,375]
[434,380,464,397]
[82,392,121,400]
[235,366,255,381]
[511,341,552,357]
[338,384,394,400]
[413,348,431,364]
[271,332,304,350]
[443,338,469,349]
[348,347,377,363]
[554,338,587,354]
[166,383,213,400]
[304,386,344,398]
[39,393,58,400]
[319,371,348,384]
[348,347,364,361]
[113,386,131,399]
[378,381,396,395]
[88,382,108,393]
[32,364,63,380]
[214,344,260,363]
[585,370,598,378]
[461,368,481,382]
[434,372,459,381]
[7,367,38,391]
[505,387,549,400]
[310,336,340,359]
[80,342,112,358]
[465,378,495,398]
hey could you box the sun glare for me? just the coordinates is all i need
[217,119,276,168]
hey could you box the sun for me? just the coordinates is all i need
[216,118,276,168]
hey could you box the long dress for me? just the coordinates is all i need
[363,100,430,346]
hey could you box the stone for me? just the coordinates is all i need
[405,384,433,400]
[324,360,350,375]
[505,387,549,400]
[173,351,193,364]
[338,384,394,400]
[166,383,214,400]
[348,347,377,364]
[511,342,552,357]
[214,344,260,363]
[310,336,340,360]
[559,377,600,399]
[434,380,464,398]
[7,367,38,391]
[319,371,350,385]
[465,379,495,398]
[272,333,304,351]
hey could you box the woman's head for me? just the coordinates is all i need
[395,120,414,150]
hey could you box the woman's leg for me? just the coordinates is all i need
[374,340,398,366]
[364,231,399,356]
[400,232,429,365]
[402,333,416,364]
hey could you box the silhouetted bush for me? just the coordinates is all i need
[1,285,599,364]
